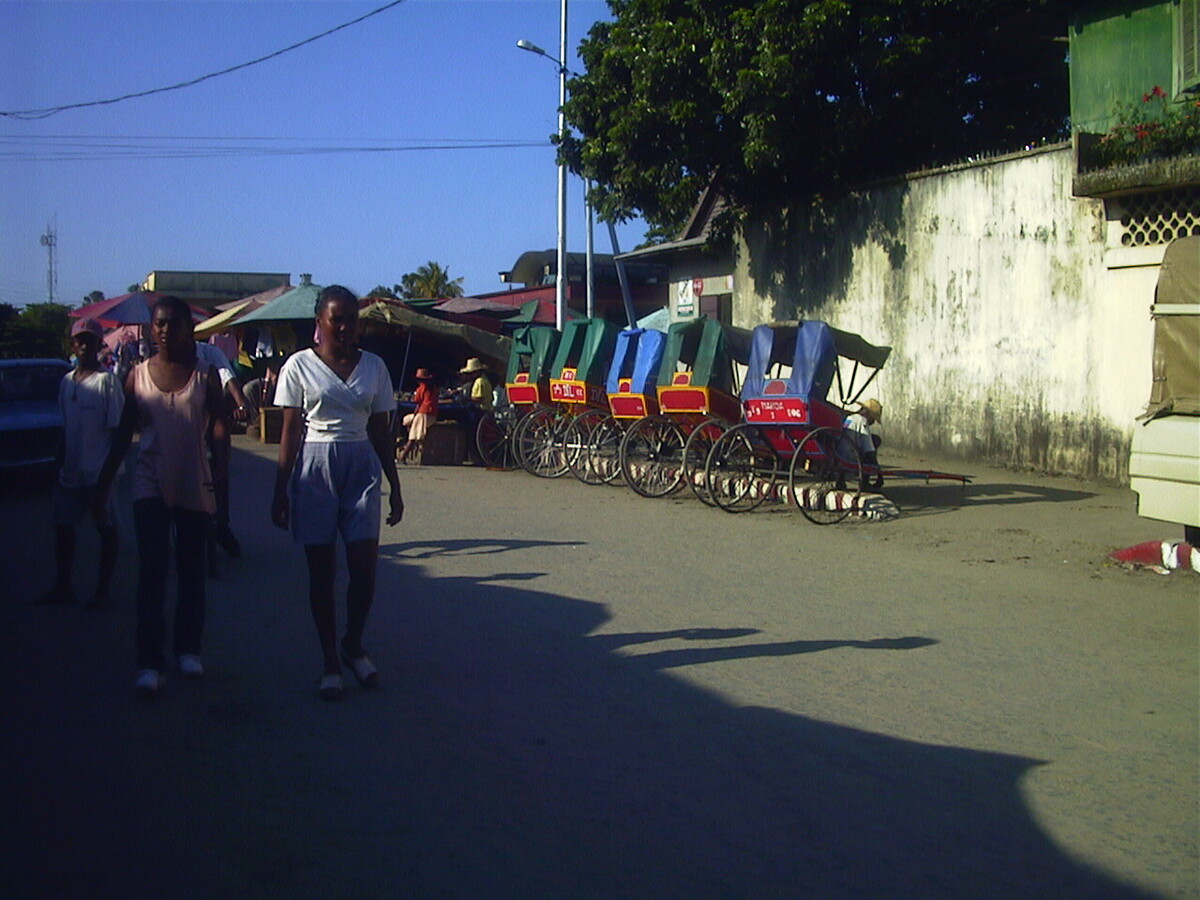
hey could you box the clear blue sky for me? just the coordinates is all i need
[0,0,648,308]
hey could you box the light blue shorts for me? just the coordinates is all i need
[290,440,382,545]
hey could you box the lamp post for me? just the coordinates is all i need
[518,0,570,330]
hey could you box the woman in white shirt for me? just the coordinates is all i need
[271,285,404,700]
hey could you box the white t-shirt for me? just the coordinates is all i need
[843,412,877,455]
[196,342,235,388]
[275,348,395,442]
[57,368,124,488]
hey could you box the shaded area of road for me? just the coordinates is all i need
[0,438,1189,899]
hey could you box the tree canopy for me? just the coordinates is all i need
[398,262,465,300]
[0,302,72,359]
[562,0,1069,234]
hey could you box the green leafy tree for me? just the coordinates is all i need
[364,285,401,299]
[563,0,1069,233]
[82,290,105,307]
[399,262,465,299]
[0,302,73,359]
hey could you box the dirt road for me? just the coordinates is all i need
[2,435,1195,898]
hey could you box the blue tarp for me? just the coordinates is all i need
[741,321,836,401]
[606,328,666,394]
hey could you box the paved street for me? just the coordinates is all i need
[1,434,1196,899]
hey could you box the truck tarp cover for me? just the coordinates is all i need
[1144,236,1200,419]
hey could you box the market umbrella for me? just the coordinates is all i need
[212,283,292,313]
[195,298,260,339]
[235,282,324,324]
[71,291,204,327]
[71,291,165,326]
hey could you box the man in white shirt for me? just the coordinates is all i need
[38,318,124,608]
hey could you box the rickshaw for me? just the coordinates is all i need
[703,320,892,523]
[476,324,559,470]
[514,317,620,478]
[565,326,667,485]
[618,316,750,503]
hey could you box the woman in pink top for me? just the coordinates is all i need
[99,296,228,697]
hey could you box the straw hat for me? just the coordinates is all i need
[858,398,883,423]
[460,357,488,374]
[414,368,435,380]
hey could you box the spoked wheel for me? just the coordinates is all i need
[516,406,571,478]
[475,407,521,470]
[620,416,687,498]
[590,414,627,484]
[683,418,729,506]
[704,424,779,513]
[564,409,610,484]
[788,426,862,524]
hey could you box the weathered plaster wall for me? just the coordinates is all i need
[735,145,1161,482]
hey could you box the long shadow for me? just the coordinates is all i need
[884,481,1096,515]
[606,635,939,669]
[385,538,585,560]
[0,444,1162,900]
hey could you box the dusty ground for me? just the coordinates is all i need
[1,435,1195,899]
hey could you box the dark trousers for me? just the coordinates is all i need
[133,498,209,670]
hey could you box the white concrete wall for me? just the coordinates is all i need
[735,145,1163,482]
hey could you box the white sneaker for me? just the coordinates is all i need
[134,668,164,696]
[178,655,204,679]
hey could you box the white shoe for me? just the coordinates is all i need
[178,654,204,678]
[134,668,164,696]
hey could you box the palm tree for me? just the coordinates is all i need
[399,261,465,300]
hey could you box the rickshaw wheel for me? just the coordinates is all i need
[682,418,728,506]
[475,407,521,470]
[789,427,862,525]
[704,424,778,513]
[564,409,610,484]
[591,414,627,484]
[620,416,686,498]
[516,406,571,478]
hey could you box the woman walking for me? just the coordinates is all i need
[272,285,403,700]
[98,296,228,697]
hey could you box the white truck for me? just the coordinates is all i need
[1129,236,1200,544]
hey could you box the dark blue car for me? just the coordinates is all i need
[0,358,71,472]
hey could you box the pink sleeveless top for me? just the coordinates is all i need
[131,360,215,514]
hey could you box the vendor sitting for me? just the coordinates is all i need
[844,398,884,490]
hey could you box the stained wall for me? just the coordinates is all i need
[734,144,1162,482]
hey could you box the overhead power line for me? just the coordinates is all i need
[0,135,549,162]
[0,0,408,120]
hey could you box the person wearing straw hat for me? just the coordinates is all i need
[843,398,884,490]
[457,357,495,413]
[38,318,124,609]
[398,368,438,464]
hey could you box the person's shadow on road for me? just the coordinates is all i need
[351,563,1152,899]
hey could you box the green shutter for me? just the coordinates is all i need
[1179,0,1200,93]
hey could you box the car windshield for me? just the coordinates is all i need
[0,365,65,403]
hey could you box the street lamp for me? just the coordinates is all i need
[517,3,569,331]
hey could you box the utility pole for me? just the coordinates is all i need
[39,219,58,305]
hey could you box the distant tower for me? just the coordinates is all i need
[38,219,58,305]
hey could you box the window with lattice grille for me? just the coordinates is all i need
[1111,187,1200,247]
